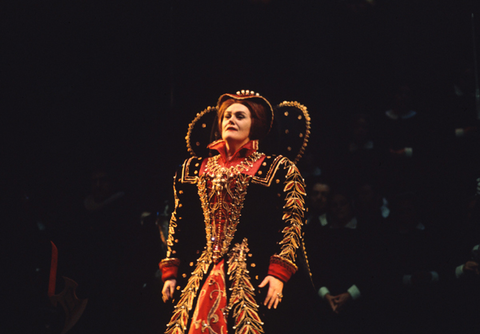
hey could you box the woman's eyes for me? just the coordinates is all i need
[225,113,245,119]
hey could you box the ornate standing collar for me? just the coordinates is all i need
[204,151,264,178]
[207,140,259,164]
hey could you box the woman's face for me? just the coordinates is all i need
[221,103,252,145]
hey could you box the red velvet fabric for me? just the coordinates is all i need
[159,258,180,282]
[267,257,296,283]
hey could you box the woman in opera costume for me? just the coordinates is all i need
[159,90,315,334]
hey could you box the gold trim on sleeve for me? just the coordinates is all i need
[166,172,180,258]
[277,159,306,269]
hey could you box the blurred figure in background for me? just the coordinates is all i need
[379,191,446,333]
[375,84,434,198]
[306,176,332,226]
[353,179,390,232]
[306,185,382,333]
[334,113,384,185]
[442,177,480,333]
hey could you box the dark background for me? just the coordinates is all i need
[3,0,480,332]
[4,0,479,204]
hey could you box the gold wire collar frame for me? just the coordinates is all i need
[186,106,216,156]
[277,101,311,164]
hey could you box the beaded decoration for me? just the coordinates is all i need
[204,152,264,178]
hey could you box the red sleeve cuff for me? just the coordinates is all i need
[268,255,297,283]
[159,258,180,282]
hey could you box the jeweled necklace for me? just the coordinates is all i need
[205,151,264,178]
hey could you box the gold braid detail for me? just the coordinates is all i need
[165,251,212,334]
[201,152,258,263]
[166,173,180,258]
[205,152,264,177]
[227,239,264,334]
[277,160,306,268]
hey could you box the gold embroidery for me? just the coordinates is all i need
[190,262,227,334]
[182,157,200,184]
[166,172,181,258]
[199,157,252,263]
[251,156,285,187]
[227,239,264,334]
[165,153,306,334]
[165,251,212,334]
[277,160,307,270]
[204,152,263,177]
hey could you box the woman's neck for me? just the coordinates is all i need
[224,139,250,160]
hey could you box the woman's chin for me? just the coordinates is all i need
[223,136,249,144]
